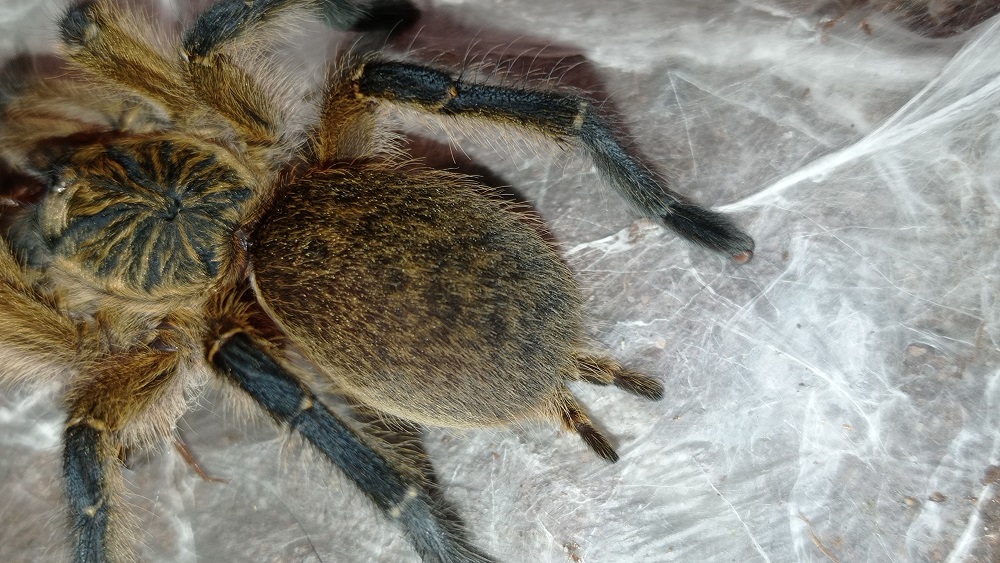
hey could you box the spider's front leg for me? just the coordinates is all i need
[350,60,755,261]
[207,328,494,563]
[60,0,280,148]
[62,345,182,563]
[59,1,194,121]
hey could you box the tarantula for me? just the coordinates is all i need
[0,0,754,561]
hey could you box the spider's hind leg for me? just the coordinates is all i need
[208,330,495,563]
[350,60,755,261]
[0,243,79,388]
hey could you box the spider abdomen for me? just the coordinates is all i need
[37,136,255,297]
[252,166,583,427]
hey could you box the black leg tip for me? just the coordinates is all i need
[576,423,619,463]
[662,202,755,262]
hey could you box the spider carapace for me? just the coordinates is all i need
[0,0,753,561]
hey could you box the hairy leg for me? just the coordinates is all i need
[179,0,418,147]
[185,0,418,58]
[59,1,279,148]
[208,329,495,563]
[62,346,181,563]
[59,1,194,120]
[344,59,754,260]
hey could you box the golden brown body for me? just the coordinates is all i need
[0,1,752,561]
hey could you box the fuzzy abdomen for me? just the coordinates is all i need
[252,166,582,427]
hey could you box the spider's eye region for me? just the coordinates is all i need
[42,138,253,295]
